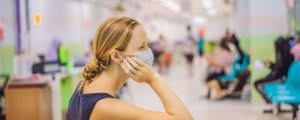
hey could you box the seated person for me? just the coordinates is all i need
[205,34,251,100]
[204,43,237,100]
[254,37,294,103]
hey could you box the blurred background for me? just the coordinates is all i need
[0,0,300,120]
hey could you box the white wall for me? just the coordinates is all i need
[249,0,288,35]
[235,0,288,36]
[26,0,82,54]
[21,0,113,55]
[234,0,250,37]
[0,0,17,45]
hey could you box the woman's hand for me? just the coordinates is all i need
[116,57,193,120]
[120,57,158,84]
[263,60,271,67]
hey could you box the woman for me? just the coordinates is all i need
[66,16,192,120]
[254,37,294,103]
[204,41,237,100]
[221,34,250,98]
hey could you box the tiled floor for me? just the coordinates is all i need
[121,58,298,120]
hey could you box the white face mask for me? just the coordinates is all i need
[135,48,154,66]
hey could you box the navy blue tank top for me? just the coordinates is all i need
[66,82,113,120]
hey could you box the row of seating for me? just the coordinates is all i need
[263,61,300,119]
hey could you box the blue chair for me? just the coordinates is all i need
[263,61,300,119]
[264,61,300,98]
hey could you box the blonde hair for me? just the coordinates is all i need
[82,16,139,83]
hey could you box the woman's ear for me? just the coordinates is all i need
[110,50,122,64]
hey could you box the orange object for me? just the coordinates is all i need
[162,52,172,67]
[34,12,42,26]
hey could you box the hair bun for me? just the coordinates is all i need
[82,58,101,82]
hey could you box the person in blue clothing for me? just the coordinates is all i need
[66,16,192,120]
[197,28,205,57]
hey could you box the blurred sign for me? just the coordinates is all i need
[34,12,42,26]
[0,21,3,41]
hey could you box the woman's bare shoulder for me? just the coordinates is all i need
[91,98,138,120]
[91,98,171,120]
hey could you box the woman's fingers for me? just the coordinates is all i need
[120,62,138,77]
[132,57,145,67]
[126,57,141,70]
[123,58,138,74]
[120,62,130,74]
[121,61,140,78]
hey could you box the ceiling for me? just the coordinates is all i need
[82,0,236,17]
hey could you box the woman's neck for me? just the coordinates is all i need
[83,63,128,97]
